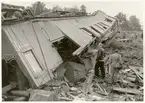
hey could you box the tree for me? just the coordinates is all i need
[115,12,130,30]
[32,1,46,16]
[62,6,80,16]
[64,7,68,11]
[72,5,79,13]
[80,5,86,12]
[80,5,87,15]
[129,15,141,31]
[116,12,142,31]
[43,7,51,13]
[52,5,63,11]
[65,5,79,13]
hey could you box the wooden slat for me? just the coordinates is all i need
[85,27,101,37]
[10,90,30,97]
[129,66,143,79]
[14,97,27,101]
[2,82,17,94]
[113,87,140,95]
[126,77,136,82]
[92,25,105,34]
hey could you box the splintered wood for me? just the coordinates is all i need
[2,82,17,94]
[113,87,141,95]
[83,69,94,94]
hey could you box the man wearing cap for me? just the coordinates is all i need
[94,43,105,79]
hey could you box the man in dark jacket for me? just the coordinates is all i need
[94,43,105,79]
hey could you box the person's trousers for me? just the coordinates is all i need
[95,61,105,79]
[109,66,121,84]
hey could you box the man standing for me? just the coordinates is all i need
[94,43,105,79]
[108,49,123,84]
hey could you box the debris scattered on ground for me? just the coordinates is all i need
[2,38,143,101]
[2,3,143,101]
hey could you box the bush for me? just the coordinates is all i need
[109,40,125,50]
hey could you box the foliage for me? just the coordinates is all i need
[32,1,45,16]
[27,1,50,16]
[27,1,88,16]
[80,5,87,15]
[129,15,141,30]
[115,12,141,31]
[52,5,63,11]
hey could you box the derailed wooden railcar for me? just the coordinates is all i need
[2,9,119,88]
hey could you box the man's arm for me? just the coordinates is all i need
[119,55,123,65]
[104,55,110,64]
[96,49,101,61]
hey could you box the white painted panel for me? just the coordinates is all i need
[54,20,93,47]
[24,50,42,74]
[32,22,63,71]
[38,21,64,42]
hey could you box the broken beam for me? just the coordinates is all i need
[95,91,108,96]
[10,90,30,97]
[13,97,27,101]
[129,66,143,79]
[2,82,17,94]
[112,87,140,95]
[126,77,136,82]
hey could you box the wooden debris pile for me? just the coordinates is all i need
[2,65,143,101]
[111,66,143,101]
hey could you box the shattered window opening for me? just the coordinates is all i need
[52,37,80,62]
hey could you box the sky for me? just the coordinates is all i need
[1,0,144,25]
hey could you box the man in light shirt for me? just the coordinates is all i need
[108,49,123,84]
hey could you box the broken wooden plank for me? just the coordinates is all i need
[95,90,108,96]
[126,77,136,82]
[83,69,94,94]
[10,90,30,97]
[127,74,136,78]
[96,83,104,92]
[129,66,143,79]
[2,82,17,94]
[122,68,131,73]
[122,79,135,87]
[103,88,107,94]
[29,93,58,101]
[112,87,140,95]
[29,89,58,101]
[3,95,18,101]
[13,97,27,101]
[58,97,73,101]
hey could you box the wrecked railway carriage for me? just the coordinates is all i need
[2,7,119,89]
